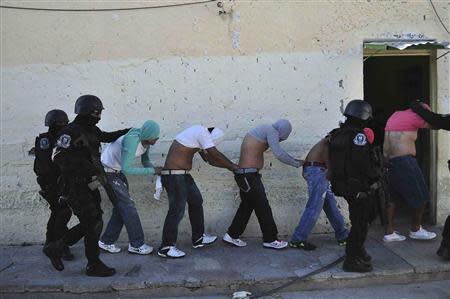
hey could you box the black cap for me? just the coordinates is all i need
[74,95,104,115]
[44,109,69,127]
[344,100,373,121]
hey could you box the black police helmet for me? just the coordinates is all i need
[44,109,69,127]
[344,99,373,121]
[74,95,104,115]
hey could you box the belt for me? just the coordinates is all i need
[161,170,190,175]
[303,161,327,168]
[234,168,259,174]
[104,167,121,173]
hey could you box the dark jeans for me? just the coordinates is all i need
[160,174,204,247]
[62,181,103,265]
[345,197,369,259]
[227,173,278,243]
[101,173,145,248]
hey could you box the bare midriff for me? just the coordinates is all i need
[383,131,418,159]
[238,134,268,170]
[163,140,199,170]
[304,138,330,167]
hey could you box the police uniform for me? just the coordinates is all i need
[43,95,128,277]
[411,102,450,260]
[52,115,128,268]
[34,131,73,248]
[328,100,379,273]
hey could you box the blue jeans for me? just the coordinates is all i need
[291,166,348,242]
[100,173,145,248]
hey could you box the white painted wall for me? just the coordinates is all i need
[1,0,449,244]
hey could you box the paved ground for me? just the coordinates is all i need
[1,224,449,298]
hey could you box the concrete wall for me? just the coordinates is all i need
[1,0,449,245]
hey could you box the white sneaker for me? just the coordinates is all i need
[383,231,406,242]
[193,233,218,248]
[128,244,153,255]
[263,240,288,250]
[223,233,247,247]
[157,246,186,258]
[409,226,437,240]
[98,241,121,253]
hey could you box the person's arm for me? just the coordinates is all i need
[266,128,302,168]
[203,147,239,171]
[121,136,155,175]
[98,127,130,143]
[411,102,450,130]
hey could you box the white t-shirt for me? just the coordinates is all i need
[175,125,215,149]
[101,136,147,170]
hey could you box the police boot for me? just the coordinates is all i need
[61,246,75,261]
[436,244,450,260]
[43,240,65,271]
[86,260,116,277]
[343,256,373,273]
[360,248,372,263]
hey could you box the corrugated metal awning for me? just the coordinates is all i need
[364,39,450,51]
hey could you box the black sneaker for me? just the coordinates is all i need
[86,261,116,277]
[61,246,75,261]
[289,240,317,251]
[343,257,373,273]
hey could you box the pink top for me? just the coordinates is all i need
[385,104,430,132]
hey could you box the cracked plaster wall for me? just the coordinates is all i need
[1,0,449,244]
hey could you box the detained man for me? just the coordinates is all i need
[383,104,436,242]
[98,120,162,255]
[158,125,239,258]
[289,136,349,251]
[223,119,302,250]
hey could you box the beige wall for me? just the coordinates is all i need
[1,0,449,244]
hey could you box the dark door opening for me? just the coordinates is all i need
[363,55,432,223]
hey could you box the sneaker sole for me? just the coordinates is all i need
[157,251,185,259]
[99,247,121,254]
[192,238,217,249]
[263,245,288,250]
[128,250,153,255]
[383,238,406,242]
[222,239,246,247]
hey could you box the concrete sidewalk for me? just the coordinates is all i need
[1,224,449,298]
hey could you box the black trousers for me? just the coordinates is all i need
[62,182,102,265]
[45,200,72,245]
[442,215,450,248]
[228,173,278,243]
[38,184,72,245]
[345,197,369,259]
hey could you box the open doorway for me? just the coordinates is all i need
[363,54,435,224]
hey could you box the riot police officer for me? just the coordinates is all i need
[33,110,75,260]
[44,95,129,277]
[410,100,450,260]
[328,100,379,272]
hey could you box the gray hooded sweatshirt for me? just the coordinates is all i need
[248,119,301,168]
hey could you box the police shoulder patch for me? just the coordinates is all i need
[353,133,367,146]
[39,137,50,150]
[57,134,72,148]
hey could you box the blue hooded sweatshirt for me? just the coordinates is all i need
[121,120,160,175]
